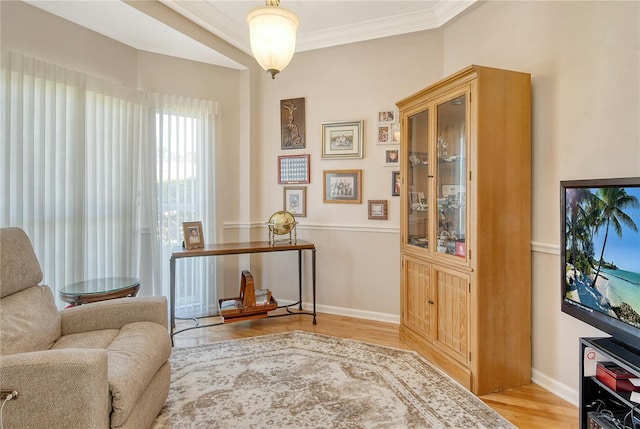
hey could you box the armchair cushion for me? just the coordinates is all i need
[107,322,171,426]
[60,296,168,335]
[52,329,120,350]
[0,285,61,355]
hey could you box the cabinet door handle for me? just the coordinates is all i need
[428,300,435,304]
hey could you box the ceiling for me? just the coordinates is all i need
[25,0,477,70]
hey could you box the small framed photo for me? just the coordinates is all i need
[321,120,364,159]
[281,97,306,149]
[377,110,395,124]
[392,171,400,196]
[368,200,388,220]
[392,130,400,144]
[183,221,204,249]
[278,154,310,184]
[283,186,306,217]
[377,124,391,144]
[383,147,400,166]
[323,169,362,204]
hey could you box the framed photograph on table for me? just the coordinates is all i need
[368,200,388,220]
[323,169,362,204]
[278,154,310,184]
[321,120,364,159]
[283,186,306,217]
[182,221,204,249]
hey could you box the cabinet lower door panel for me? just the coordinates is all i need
[403,257,432,337]
[434,268,469,364]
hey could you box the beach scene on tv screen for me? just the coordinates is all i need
[565,185,640,330]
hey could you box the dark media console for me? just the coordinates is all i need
[580,337,640,429]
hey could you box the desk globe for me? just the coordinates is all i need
[266,211,298,244]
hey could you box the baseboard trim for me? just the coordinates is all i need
[278,299,400,325]
[531,368,578,406]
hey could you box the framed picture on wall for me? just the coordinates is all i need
[283,186,306,217]
[280,97,306,149]
[392,171,400,196]
[321,121,364,159]
[323,169,362,203]
[377,110,395,124]
[278,154,310,184]
[383,147,399,166]
[377,124,391,144]
[368,200,388,220]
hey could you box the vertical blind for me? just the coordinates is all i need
[1,52,218,315]
[153,94,218,317]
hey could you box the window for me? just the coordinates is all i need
[154,96,218,317]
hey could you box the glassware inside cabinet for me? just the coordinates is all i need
[406,109,429,249]
[435,94,467,258]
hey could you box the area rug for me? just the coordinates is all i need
[152,331,515,428]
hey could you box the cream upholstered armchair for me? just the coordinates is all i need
[0,227,171,429]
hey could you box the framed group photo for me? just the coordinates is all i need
[283,186,306,217]
[321,120,364,159]
[182,221,204,249]
[323,169,362,204]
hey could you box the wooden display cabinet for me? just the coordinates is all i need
[397,65,532,395]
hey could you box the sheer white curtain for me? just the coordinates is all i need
[1,52,218,314]
[151,94,218,317]
[1,52,147,306]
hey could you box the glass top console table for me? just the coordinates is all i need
[169,240,317,343]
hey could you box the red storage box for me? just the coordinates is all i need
[596,362,639,392]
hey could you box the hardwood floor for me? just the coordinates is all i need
[172,312,578,429]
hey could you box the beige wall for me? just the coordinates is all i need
[244,0,639,404]
[439,0,640,402]
[3,0,640,405]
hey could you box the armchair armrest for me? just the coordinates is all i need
[60,296,168,336]
[0,349,110,429]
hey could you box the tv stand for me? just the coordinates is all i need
[580,337,640,429]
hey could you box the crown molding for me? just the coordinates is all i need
[297,0,476,52]
[163,0,476,57]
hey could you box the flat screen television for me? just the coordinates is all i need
[561,177,640,350]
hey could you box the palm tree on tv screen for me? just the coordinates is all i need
[590,187,639,288]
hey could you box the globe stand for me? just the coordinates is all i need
[266,210,298,245]
[267,223,297,245]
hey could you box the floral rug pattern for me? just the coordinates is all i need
[152,331,515,428]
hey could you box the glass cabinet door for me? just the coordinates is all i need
[435,93,467,259]
[406,109,430,249]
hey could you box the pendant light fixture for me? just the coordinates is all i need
[247,0,299,79]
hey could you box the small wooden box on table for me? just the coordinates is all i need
[169,240,317,344]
